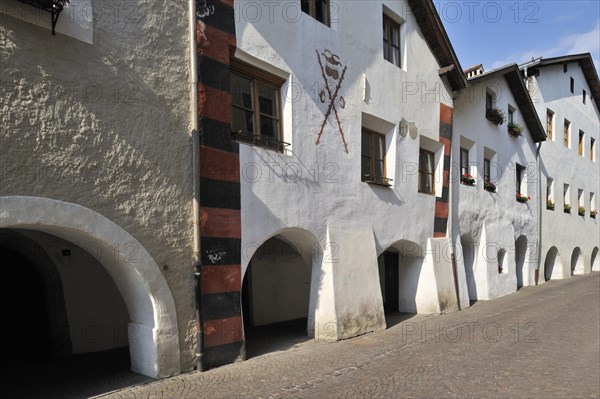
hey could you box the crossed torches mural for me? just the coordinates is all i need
[316,49,349,154]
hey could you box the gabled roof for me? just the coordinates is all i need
[468,64,547,142]
[407,0,467,91]
[521,53,600,111]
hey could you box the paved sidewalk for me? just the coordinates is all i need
[98,273,600,399]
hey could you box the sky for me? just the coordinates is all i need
[437,0,600,73]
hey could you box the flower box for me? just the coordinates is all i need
[486,107,505,126]
[547,200,555,210]
[564,204,572,213]
[516,193,530,203]
[461,173,476,186]
[484,181,496,192]
[578,207,586,216]
[591,210,598,219]
[507,122,524,138]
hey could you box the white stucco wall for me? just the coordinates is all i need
[235,0,457,339]
[453,72,540,302]
[529,63,600,279]
[0,0,195,375]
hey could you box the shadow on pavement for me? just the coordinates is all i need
[1,347,151,399]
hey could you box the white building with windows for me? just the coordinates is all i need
[521,55,600,279]
[452,64,546,304]
[231,0,466,347]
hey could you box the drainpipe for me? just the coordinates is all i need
[536,141,543,285]
[447,96,460,311]
[189,0,204,372]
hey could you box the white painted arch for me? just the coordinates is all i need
[0,196,180,378]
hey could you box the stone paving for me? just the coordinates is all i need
[97,273,600,399]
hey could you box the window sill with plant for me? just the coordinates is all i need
[564,204,572,213]
[507,122,524,138]
[484,180,496,192]
[516,193,530,203]
[486,107,505,126]
[547,200,555,210]
[461,174,476,186]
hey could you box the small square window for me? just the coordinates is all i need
[508,106,515,124]
[301,0,330,26]
[546,109,554,140]
[570,77,574,94]
[383,14,401,67]
[515,164,525,195]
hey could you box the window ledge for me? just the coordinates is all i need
[232,131,289,153]
[363,177,393,187]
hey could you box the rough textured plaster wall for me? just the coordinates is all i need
[0,2,196,371]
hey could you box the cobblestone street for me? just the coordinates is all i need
[95,272,600,399]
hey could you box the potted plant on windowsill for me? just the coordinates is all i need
[547,199,555,210]
[507,122,524,138]
[591,210,598,219]
[461,173,476,186]
[578,206,586,216]
[486,107,505,126]
[484,180,496,192]
[564,204,572,213]
[516,193,530,203]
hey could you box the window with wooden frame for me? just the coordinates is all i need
[579,130,584,156]
[546,109,554,140]
[418,149,435,194]
[361,129,388,185]
[564,119,570,148]
[230,60,285,151]
[383,14,401,66]
[301,0,330,26]
[484,158,491,182]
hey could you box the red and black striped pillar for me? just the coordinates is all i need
[197,0,244,368]
[434,103,453,237]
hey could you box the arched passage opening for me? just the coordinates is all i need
[0,196,180,379]
[544,247,562,281]
[571,247,584,275]
[377,240,424,323]
[0,229,143,396]
[515,236,528,289]
[592,247,599,272]
[241,228,320,358]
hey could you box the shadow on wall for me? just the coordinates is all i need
[515,235,528,289]
[592,247,599,271]
[544,246,562,281]
[571,247,584,275]
[461,236,478,301]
